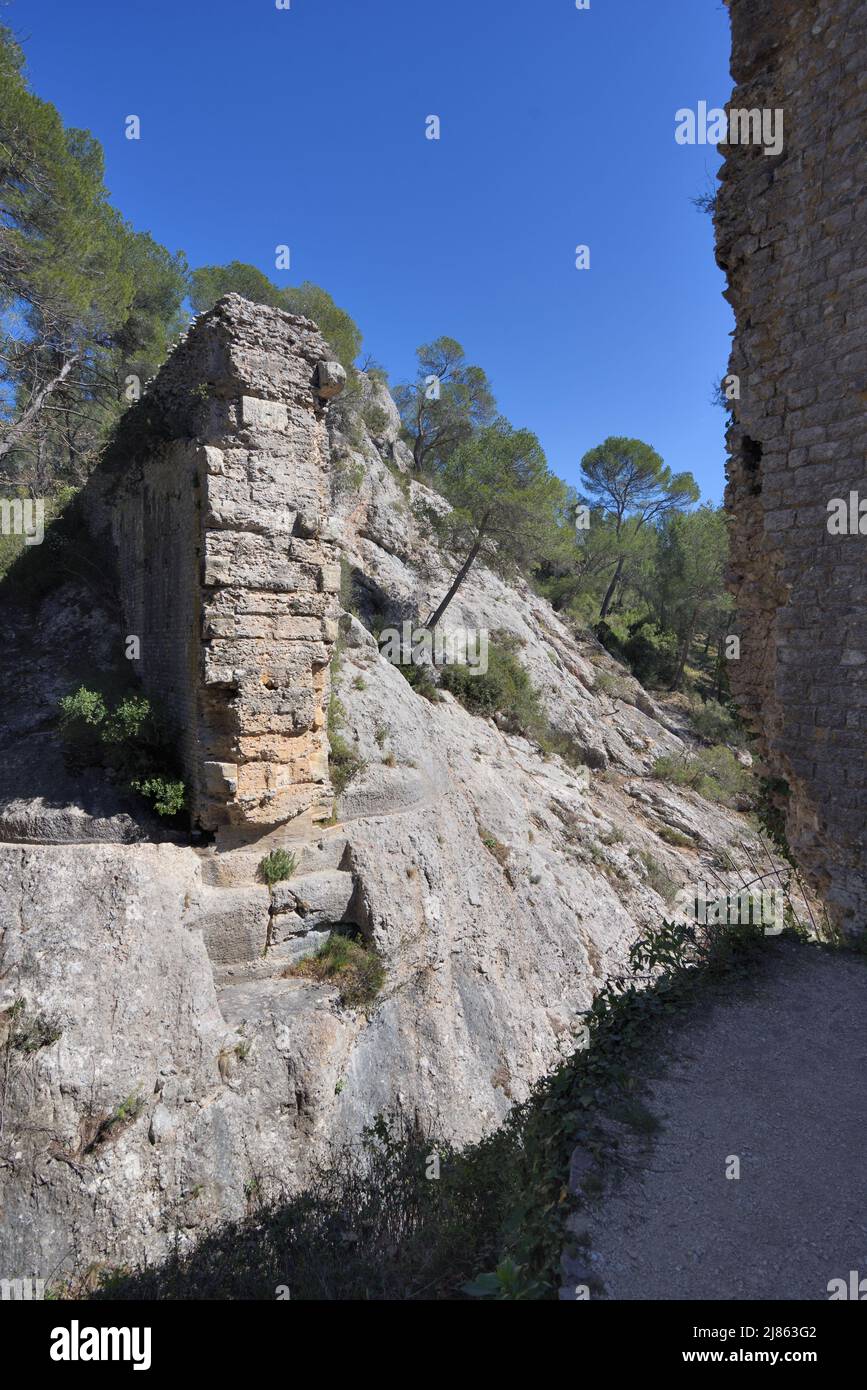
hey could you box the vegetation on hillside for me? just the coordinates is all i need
[0,20,734,722]
[57,685,186,819]
[86,916,812,1301]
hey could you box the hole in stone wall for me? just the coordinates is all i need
[741,435,763,495]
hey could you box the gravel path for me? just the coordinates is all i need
[566,940,867,1300]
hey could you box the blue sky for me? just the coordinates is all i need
[10,0,734,501]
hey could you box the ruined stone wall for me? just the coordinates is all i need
[716,0,867,931]
[88,294,346,839]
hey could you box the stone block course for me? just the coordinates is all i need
[717,0,867,932]
[87,294,346,838]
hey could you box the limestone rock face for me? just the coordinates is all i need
[0,303,796,1280]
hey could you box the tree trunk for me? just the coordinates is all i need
[714,634,725,702]
[669,608,698,691]
[0,353,79,462]
[425,531,484,631]
[599,554,625,621]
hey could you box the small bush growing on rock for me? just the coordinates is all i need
[82,1092,146,1155]
[656,825,695,848]
[327,691,367,795]
[438,638,594,773]
[687,696,744,747]
[258,849,298,885]
[478,826,510,868]
[289,934,385,1009]
[593,669,631,700]
[439,637,543,731]
[6,998,62,1053]
[58,685,187,820]
[639,851,679,904]
[130,776,186,819]
[393,658,438,701]
[652,745,751,807]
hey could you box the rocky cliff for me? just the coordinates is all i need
[0,298,791,1282]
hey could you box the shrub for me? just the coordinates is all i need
[130,776,186,819]
[687,696,743,746]
[332,454,365,497]
[478,826,510,868]
[622,621,679,688]
[755,776,793,862]
[593,669,630,700]
[327,691,366,795]
[93,1110,516,1302]
[58,685,186,820]
[439,638,543,731]
[656,825,695,848]
[638,851,679,904]
[7,999,62,1053]
[393,658,438,701]
[652,744,751,807]
[438,638,595,774]
[258,849,298,885]
[289,934,385,1009]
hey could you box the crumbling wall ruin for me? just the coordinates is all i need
[716,0,867,931]
[88,294,346,840]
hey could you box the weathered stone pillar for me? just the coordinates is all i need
[89,294,346,840]
[716,0,867,931]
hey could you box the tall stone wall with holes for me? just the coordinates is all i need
[88,294,346,840]
[716,0,867,932]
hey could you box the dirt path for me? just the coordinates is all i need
[565,940,867,1301]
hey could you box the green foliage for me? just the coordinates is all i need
[58,685,186,820]
[0,27,187,487]
[331,451,365,497]
[478,826,511,868]
[258,848,298,885]
[687,695,743,746]
[395,337,496,478]
[579,437,699,622]
[6,998,62,1053]
[621,620,679,687]
[84,1092,146,1154]
[463,1257,547,1301]
[392,657,438,701]
[441,419,571,579]
[189,265,362,370]
[439,638,543,729]
[58,685,106,728]
[652,744,751,807]
[755,777,793,863]
[654,505,733,691]
[581,437,699,528]
[656,825,695,848]
[638,851,679,904]
[129,776,186,819]
[189,261,283,314]
[327,689,366,795]
[280,281,362,371]
[290,933,385,1009]
[439,638,592,772]
[592,668,631,700]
